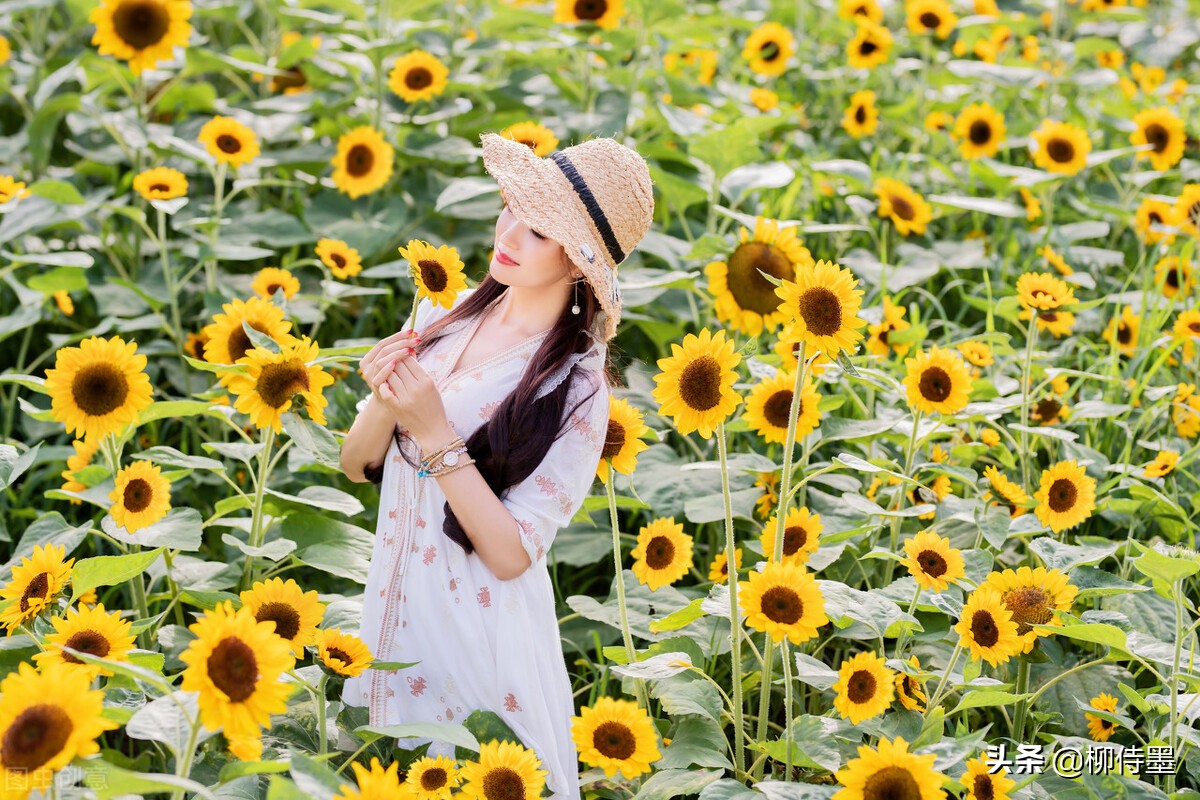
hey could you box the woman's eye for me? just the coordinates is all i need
[532,230,546,240]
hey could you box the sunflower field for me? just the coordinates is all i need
[1,0,1200,796]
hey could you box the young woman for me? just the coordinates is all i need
[339,132,655,797]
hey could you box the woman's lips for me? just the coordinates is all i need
[496,249,519,266]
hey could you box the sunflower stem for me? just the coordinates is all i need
[782,640,795,781]
[240,426,276,593]
[206,161,227,295]
[406,287,421,334]
[156,207,184,351]
[1019,311,1039,491]
[882,410,921,587]
[170,715,202,800]
[316,670,330,754]
[605,464,651,713]
[1011,656,1032,742]
[1167,576,1185,794]
[924,641,962,719]
[717,421,747,777]
[893,580,923,661]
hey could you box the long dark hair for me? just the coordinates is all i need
[364,272,617,555]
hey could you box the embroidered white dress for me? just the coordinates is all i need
[342,288,610,799]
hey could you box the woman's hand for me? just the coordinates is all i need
[377,348,455,451]
[359,329,420,405]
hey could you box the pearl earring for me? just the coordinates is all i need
[571,278,581,315]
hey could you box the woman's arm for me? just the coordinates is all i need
[341,394,397,483]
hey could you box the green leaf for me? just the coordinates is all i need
[282,413,342,469]
[288,752,346,800]
[650,674,723,721]
[950,690,1032,714]
[71,548,165,602]
[101,507,204,551]
[631,768,723,800]
[355,721,480,751]
[650,598,706,633]
[1033,618,1127,651]
[137,400,229,425]
[283,514,373,583]
[75,757,219,800]
[27,179,85,204]
[1131,541,1200,583]
[130,445,226,472]
[1070,567,1148,600]
[1029,537,1117,572]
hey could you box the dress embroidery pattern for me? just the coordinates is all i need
[477,586,491,607]
[504,692,522,712]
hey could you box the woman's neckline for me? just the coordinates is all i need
[439,297,553,384]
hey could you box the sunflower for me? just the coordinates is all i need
[833,735,947,800]
[133,166,188,201]
[227,730,263,762]
[331,125,395,200]
[109,459,172,533]
[0,661,119,797]
[315,628,374,677]
[874,178,933,236]
[404,754,463,800]
[832,651,895,723]
[743,370,821,445]
[224,335,336,434]
[1144,450,1179,478]
[1085,693,1120,742]
[739,559,828,645]
[742,21,796,78]
[0,543,74,633]
[89,0,192,75]
[44,335,154,442]
[251,267,301,301]
[61,437,102,503]
[775,335,836,376]
[53,289,74,316]
[903,346,973,416]
[1134,197,1176,244]
[239,577,325,657]
[630,518,694,591]
[334,757,405,800]
[598,396,650,484]
[978,565,1078,654]
[267,31,321,95]
[954,587,1021,666]
[1037,244,1072,277]
[179,600,295,738]
[398,239,468,310]
[1020,187,1042,222]
[847,19,893,70]
[1096,49,1124,68]
[1016,271,1077,311]
[956,341,993,369]
[312,239,361,281]
[705,217,815,336]
[1131,107,1186,172]
[866,296,912,358]
[1154,256,1194,298]
[553,0,624,29]
[755,472,779,518]
[1030,119,1091,175]
[458,739,548,800]
[202,296,296,376]
[841,90,879,138]
[925,111,954,133]
[979,428,1000,447]
[387,49,449,102]
[497,122,559,157]
[571,696,661,779]
[708,547,743,582]
[1019,308,1075,337]
[0,34,8,65]
[1033,460,1096,533]
[1172,184,1200,238]
[894,655,927,712]
[0,175,29,204]
[652,328,742,439]
[902,530,965,592]
[963,753,1017,800]
[198,116,259,168]
[1103,306,1141,355]
[1173,384,1200,439]
[838,0,883,23]
[761,506,822,566]
[750,87,779,112]
[33,603,136,676]
[775,260,867,356]
[906,0,957,38]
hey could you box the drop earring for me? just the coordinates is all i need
[571,278,581,315]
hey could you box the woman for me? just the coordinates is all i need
[340,131,655,797]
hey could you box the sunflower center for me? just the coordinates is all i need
[601,419,626,461]
[760,586,803,625]
[645,536,676,570]
[0,704,74,771]
[889,195,916,221]
[216,135,242,155]
[1117,322,1132,344]
[797,287,842,336]
[150,183,170,193]
[1144,123,1168,152]
[207,636,259,702]
[726,241,795,315]
[973,774,996,800]
[405,67,433,89]
[256,360,311,409]
[1188,201,1200,227]
[19,573,51,612]
[266,283,283,296]
[255,602,301,641]
[918,366,952,402]
[919,11,941,28]
[677,356,723,412]
[71,362,130,418]
[481,766,525,800]
[968,120,992,145]
[331,254,346,268]
[421,767,449,790]
[763,390,794,429]
[916,549,947,577]
[123,477,153,514]
[1003,587,1053,635]
[419,260,449,293]
[1046,137,1075,163]
[855,104,867,124]
[760,42,781,62]
[113,0,170,49]
[859,40,878,56]
[862,765,922,800]
[847,669,877,703]
[1148,210,1162,225]
[1035,398,1061,421]
[783,525,807,556]
[970,609,1000,647]
[346,144,375,177]
[1166,267,1181,288]
[592,720,637,759]
[62,629,111,663]
[1047,478,1077,512]
[573,0,607,18]
[227,322,269,364]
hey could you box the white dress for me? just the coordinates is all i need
[342,287,611,799]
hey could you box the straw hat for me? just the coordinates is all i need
[479,131,655,342]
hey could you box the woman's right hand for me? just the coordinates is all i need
[359,329,421,405]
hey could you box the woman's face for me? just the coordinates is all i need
[488,196,577,290]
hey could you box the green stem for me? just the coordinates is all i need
[316,671,329,754]
[170,715,202,800]
[1167,577,1184,794]
[882,410,921,586]
[157,208,184,349]
[1020,312,1039,491]
[606,466,651,712]
[782,640,795,781]
[924,642,963,718]
[239,426,275,592]
[717,421,746,776]
[893,579,923,660]
[206,162,227,295]
[1011,657,1032,742]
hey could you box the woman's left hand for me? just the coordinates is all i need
[377,355,454,450]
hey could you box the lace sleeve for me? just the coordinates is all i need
[534,339,607,401]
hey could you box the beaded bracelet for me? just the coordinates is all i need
[423,450,476,479]
[419,435,464,468]
[419,443,473,478]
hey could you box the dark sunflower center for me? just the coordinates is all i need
[889,195,915,221]
[862,765,922,800]
[1190,321,1200,333]
[917,549,947,577]
[854,103,867,124]
[1144,123,1168,152]
[1046,137,1075,163]
[326,646,351,664]
[920,11,941,28]
[19,573,51,612]
[798,287,842,336]
[227,322,269,364]
[1189,201,1200,227]
[123,477,153,514]
[1035,398,1061,421]
[481,766,525,800]
[273,67,307,90]
[677,355,722,412]
[727,242,795,315]
[0,704,74,771]
[1148,210,1162,225]
[1003,587,1053,635]
[256,361,310,409]
[592,720,637,759]
[1117,322,1132,344]
[150,183,170,193]
[970,609,1000,647]
[763,390,794,429]
[847,669,877,703]
[973,774,996,800]
[969,120,992,145]
[573,0,607,18]
[346,143,375,177]
[1167,267,1181,289]
[331,254,346,268]
[266,283,283,296]
[760,41,781,61]
[859,39,878,56]
[1047,478,1077,513]
[645,536,676,570]
[63,629,111,663]
[918,366,952,402]
[255,602,301,641]
[113,0,170,49]
[760,586,803,624]
[783,525,807,556]
[601,419,626,461]
[419,260,449,293]
[421,767,449,790]
[207,636,259,702]
[405,67,433,89]
[216,134,242,155]
[71,362,130,417]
